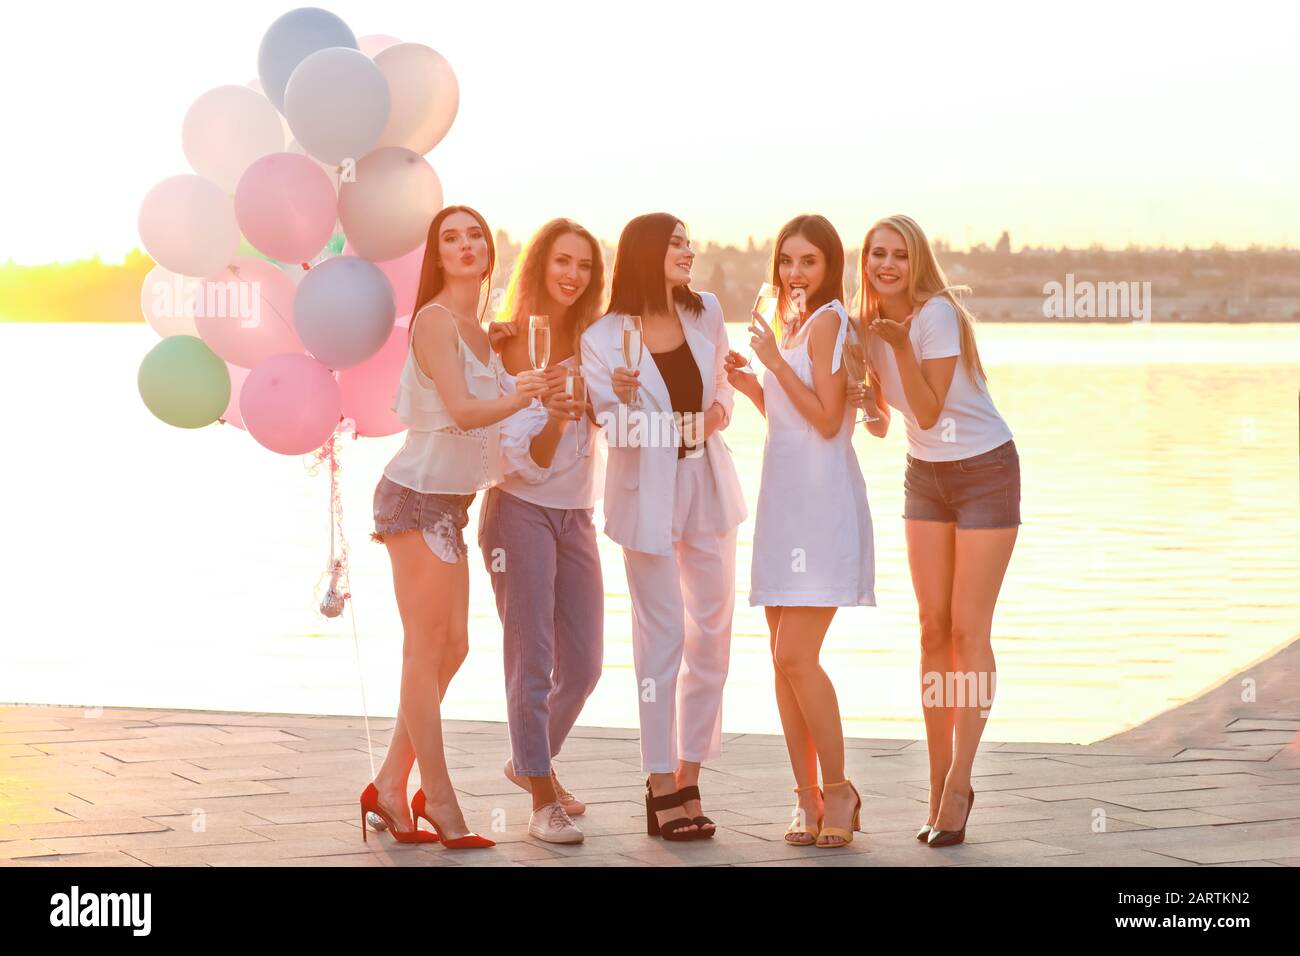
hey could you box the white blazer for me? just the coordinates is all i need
[580,291,747,556]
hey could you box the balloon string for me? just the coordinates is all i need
[350,594,376,780]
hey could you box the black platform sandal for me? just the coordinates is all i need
[645,779,701,841]
[675,784,716,839]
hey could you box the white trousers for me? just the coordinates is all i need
[621,455,738,773]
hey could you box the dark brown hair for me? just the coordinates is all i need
[606,213,703,318]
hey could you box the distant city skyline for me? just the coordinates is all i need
[2,0,1298,264]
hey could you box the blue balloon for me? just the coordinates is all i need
[257,7,358,113]
[294,256,396,370]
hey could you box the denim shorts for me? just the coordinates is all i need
[370,475,476,563]
[903,440,1021,530]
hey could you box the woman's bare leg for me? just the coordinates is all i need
[935,526,1017,831]
[905,518,958,829]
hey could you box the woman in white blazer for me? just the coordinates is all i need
[580,213,746,841]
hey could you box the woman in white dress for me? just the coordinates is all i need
[725,214,885,848]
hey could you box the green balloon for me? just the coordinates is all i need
[138,335,231,429]
[327,232,346,255]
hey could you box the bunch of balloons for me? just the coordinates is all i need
[136,7,458,456]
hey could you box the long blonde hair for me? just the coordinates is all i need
[494,218,606,362]
[853,214,987,385]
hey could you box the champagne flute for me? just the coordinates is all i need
[528,314,551,370]
[842,325,880,424]
[621,315,643,408]
[566,368,591,458]
[745,282,779,371]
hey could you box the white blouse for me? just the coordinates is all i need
[383,304,506,495]
[497,356,604,510]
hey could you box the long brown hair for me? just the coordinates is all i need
[606,213,704,318]
[494,218,606,361]
[854,214,987,384]
[411,205,496,333]
[770,214,845,339]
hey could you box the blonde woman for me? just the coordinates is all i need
[724,214,880,848]
[480,219,607,844]
[848,214,1020,848]
[363,205,548,848]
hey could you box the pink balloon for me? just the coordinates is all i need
[358,34,402,57]
[240,353,341,455]
[344,239,424,318]
[338,323,409,437]
[195,257,304,369]
[234,153,337,263]
[220,364,251,429]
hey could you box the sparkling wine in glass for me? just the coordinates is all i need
[566,369,591,457]
[528,314,551,371]
[842,326,880,424]
[746,282,779,370]
[621,315,643,407]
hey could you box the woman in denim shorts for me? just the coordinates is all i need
[849,215,1020,849]
[361,205,548,849]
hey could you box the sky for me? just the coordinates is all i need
[2,0,1299,263]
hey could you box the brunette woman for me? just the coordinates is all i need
[724,214,881,847]
[362,205,548,848]
[480,218,607,844]
[580,213,746,841]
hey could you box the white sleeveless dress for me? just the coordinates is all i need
[749,300,875,607]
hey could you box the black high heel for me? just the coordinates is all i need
[927,788,974,847]
[645,778,701,841]
[675,784,716,839]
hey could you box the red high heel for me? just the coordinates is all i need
[411,789,496,849]
[360,783,440,844]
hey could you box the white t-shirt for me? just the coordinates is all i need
[870,298,1012,462]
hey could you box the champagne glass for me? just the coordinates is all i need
[745,282,779,371]
[621,314,643,408]
[842,325,880,424]
[528,314,551,370]
[567,368,591,458]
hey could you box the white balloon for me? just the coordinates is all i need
[138,175,240,278]
[374,44,460,154]
[338,148,442,262]
[140,265,202,338]
[182,85,285,193]
[284,47,390,166]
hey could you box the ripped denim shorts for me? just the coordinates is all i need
[371,475,476,564]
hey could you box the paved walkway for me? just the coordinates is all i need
[3,638,1297,867]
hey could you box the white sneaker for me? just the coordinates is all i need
[504,759,586,817]
[528,801,584,844]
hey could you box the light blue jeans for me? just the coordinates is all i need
[478,487,605,777]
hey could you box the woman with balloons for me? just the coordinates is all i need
[363,205,548,846]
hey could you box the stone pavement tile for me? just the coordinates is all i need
[242,820,362,843]
[1173,799,1300,824]
[1036,848,1196,867]
[1228,719,1300,732]
[1174,748,1284,762]
[1093,783,1300,812]
[1156,838,1300,865]
[1271,857,1300,865]
[0,840,60,860]
[956,838,1082,863]
[35,827,272,855]
[145,810,281,830]
[169,764,292,785]
[16,851,152,867]
[1204,860,1283,866]
[242,802,360,825]
[520,853,644,867]
[3,816,172,841]
[122,837,365,866]
[1106,808,1242,828]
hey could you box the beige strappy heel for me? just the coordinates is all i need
[816,779,862,848]
[784,783,824,846]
